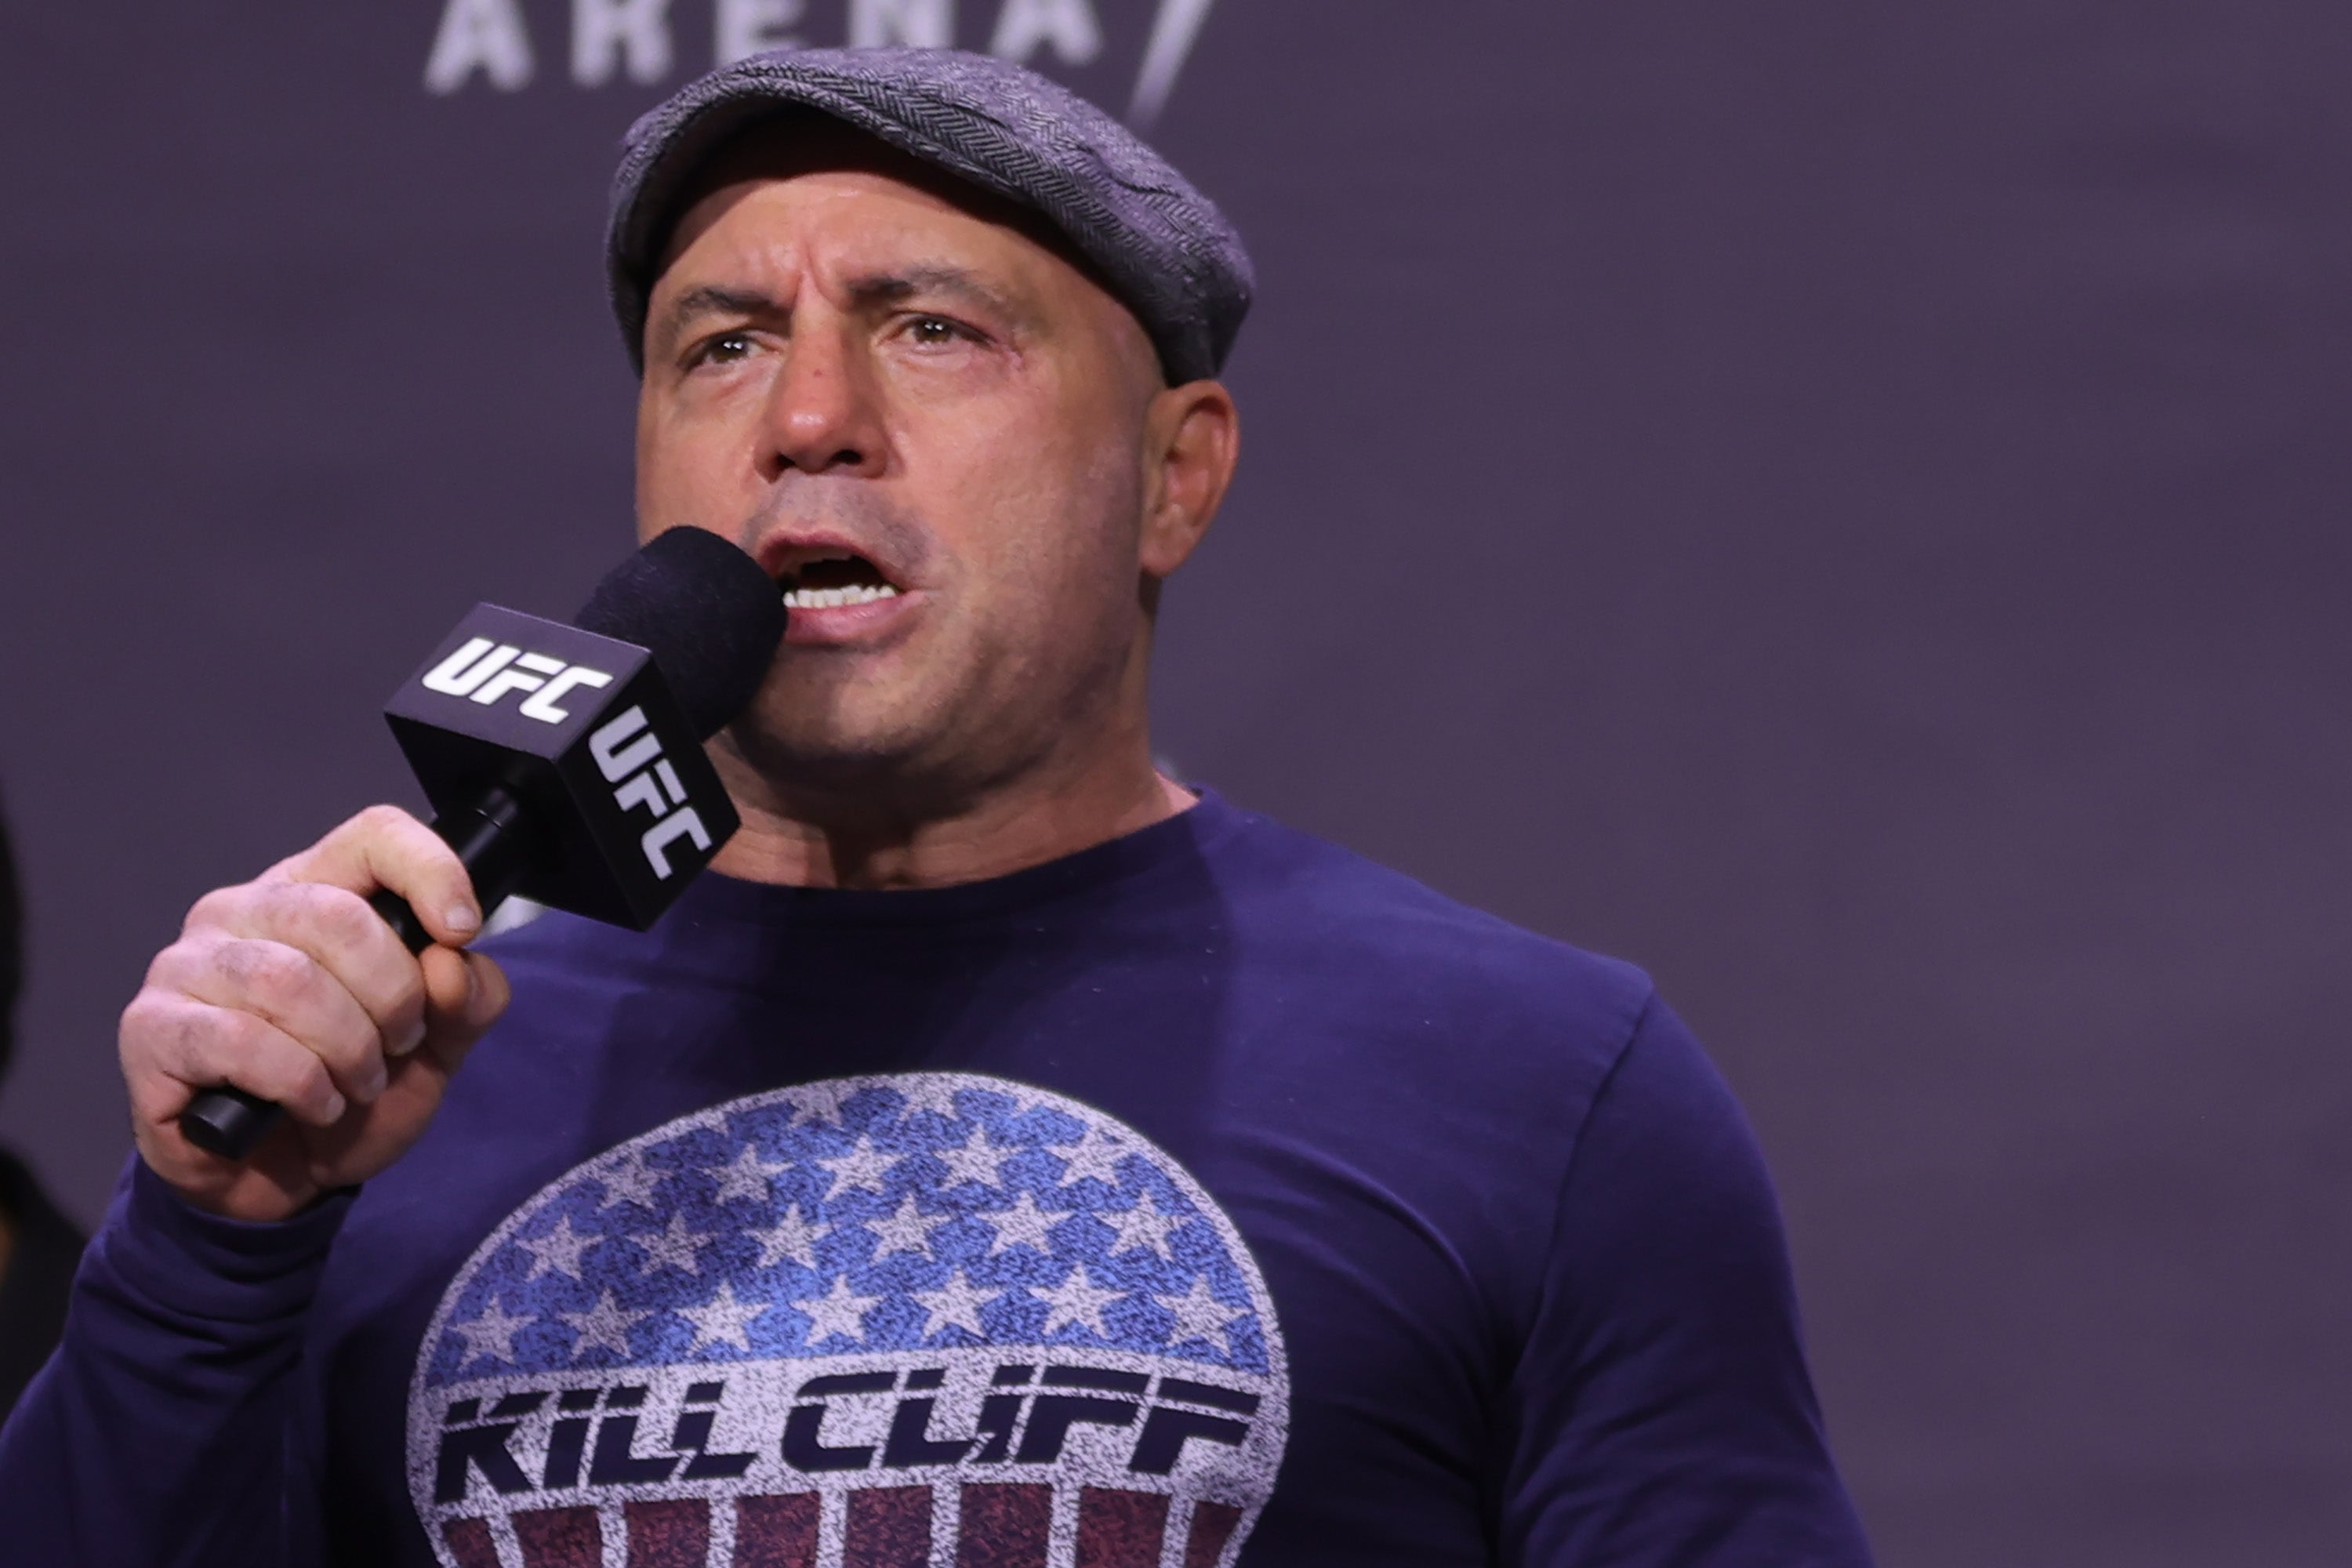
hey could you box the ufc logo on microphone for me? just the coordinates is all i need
[588,706,713,880]
[422,637,615,724]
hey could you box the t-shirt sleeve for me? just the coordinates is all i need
[1496,997,1876,1566]
[0,1155,347,1567]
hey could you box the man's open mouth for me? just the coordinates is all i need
[776,547,902,611]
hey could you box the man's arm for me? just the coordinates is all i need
[1498,999,1875,1565]
[0,807,506,1566]
[0,1160,350,1565]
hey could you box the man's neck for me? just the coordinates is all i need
[708,757,1193,891]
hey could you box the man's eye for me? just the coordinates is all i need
[695,332,757,366]
[906,316,966,347]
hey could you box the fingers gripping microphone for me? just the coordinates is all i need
[179,530,786,1160]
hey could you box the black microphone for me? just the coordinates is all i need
[178,529,785,1160]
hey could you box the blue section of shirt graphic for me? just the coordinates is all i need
[426,1076,1269,1385]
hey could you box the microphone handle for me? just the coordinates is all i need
[176,787,536,1161]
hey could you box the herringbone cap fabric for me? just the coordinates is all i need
[607,47,1252,384]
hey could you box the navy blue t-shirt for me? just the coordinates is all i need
[0,792,1871,1565]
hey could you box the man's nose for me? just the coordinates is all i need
[758,321,887,479]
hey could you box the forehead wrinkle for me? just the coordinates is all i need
[652,188,1152,392]
[659,175,1081,343]
[657,267,1040,349]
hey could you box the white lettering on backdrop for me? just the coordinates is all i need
[715,0,805,63]
[421,0,1211,122]
[848,0,954,49]
[572,0,677,85]
[424,0,536,93]
[990,0,1102,67]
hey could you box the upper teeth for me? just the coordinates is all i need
[782,583,900,610]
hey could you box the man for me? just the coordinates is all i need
[0,48,1872,1566]
[0,790,87,1420]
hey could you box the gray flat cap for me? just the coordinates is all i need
[607,47,1252,385]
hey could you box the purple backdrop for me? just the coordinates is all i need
[2,4,2348,1563]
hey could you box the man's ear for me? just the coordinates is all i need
[1139,380,1240,579]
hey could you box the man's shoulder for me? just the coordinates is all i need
[1208,800,1657,1054]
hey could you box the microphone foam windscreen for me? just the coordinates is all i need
[573,529,786,737]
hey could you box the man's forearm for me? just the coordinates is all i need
[0,1158,347,1568]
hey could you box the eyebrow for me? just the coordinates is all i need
[662,285,783,340]
[659,266,1035,343]
[843,264,1029,325]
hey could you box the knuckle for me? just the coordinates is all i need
[318,1048,376,1100]
[140,940,196,992]
[126,1076,183,1127]
[183,884,252,934]
[162,1005,270,1090]
[235,880,303,932]
[118,989,176,1056]
[209,1007,274,1069]
[284,881,383,955]
[122,993,221,1084]
[280,1057,339,1118]
[215,936,312,1004]
[354,803,422,843]
[216,1017,326,1105]
[318,885,385,946]
[324,1017,383,1076]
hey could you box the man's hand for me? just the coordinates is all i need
[120,806,512,1223]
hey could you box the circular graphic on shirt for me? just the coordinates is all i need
[406,1073,1289,1567]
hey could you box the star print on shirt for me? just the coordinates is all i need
[868,1195,943,1261]
[748,1207,822,1272]
[595,1152,667,1213]
[631,1211,709,1278]
[426,1073,1279,1390]
[935,1127,1016,1189]
[1156,1276,1247,1359]
[1042,1264,1126,1338]
[452,1296,535,1369]
[517,1214,597,1283]
[416,1065,1292,1568]
[816,1136,898,1200]
[984,1191,1065,1258]
[797,1276,883,1346]
[560,1290,652,1362]
[1103,1189,1184,1260]
[1051,1127,1132,1192]
[706,1144,789,1207]
[912,1268,996,1339]
[891,1076,970,1123]
[679,1280,764,1353]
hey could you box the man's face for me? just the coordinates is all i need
[635,130,1179,812]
